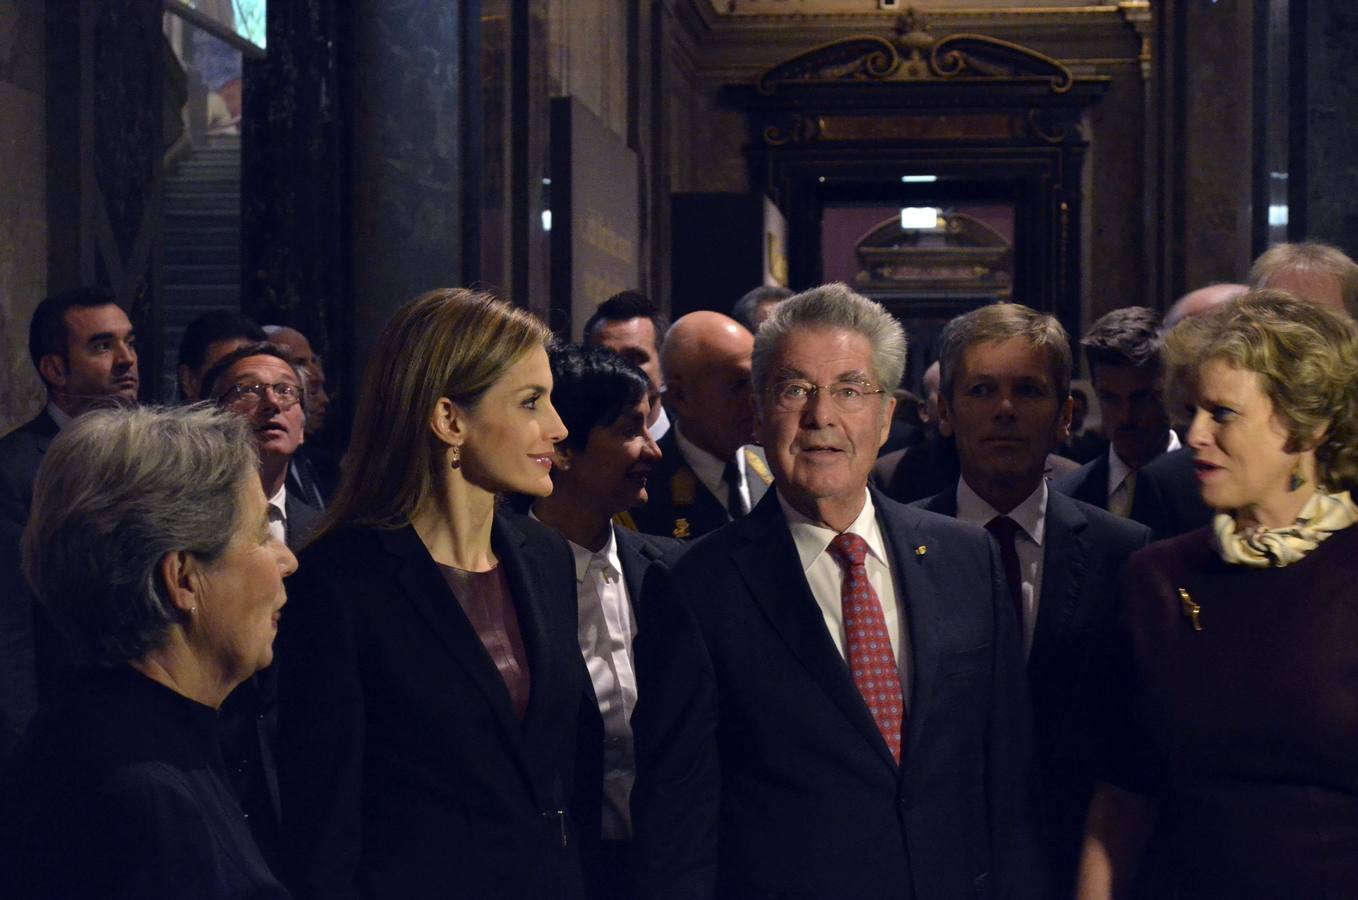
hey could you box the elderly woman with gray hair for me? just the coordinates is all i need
[0,406,296,900]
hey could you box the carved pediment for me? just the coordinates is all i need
[854,211,1013,298]
[758,10,1074,95]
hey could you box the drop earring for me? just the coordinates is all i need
[450,446,462,469]
[1288,460,1306,492]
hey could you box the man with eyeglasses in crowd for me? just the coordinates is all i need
[198,340,320,872]
[201,342,320,552]
[632,283,1042,899]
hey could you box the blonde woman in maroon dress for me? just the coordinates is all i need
[1078,291,1358,899]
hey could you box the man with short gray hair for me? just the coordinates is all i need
[633,283,1042,899]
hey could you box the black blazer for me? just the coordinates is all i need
[915,486,1150,896]
[1050,452,1110,511]
[284,489,321,549]
[628,429,771,541]
[1128,447,1214,540]
[616,527,683,608]
[275,512,600,900]
[631,488,1043,900]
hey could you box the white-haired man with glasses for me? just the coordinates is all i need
[632,283,1043,900]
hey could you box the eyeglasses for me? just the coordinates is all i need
[219,382,302,410]
[768,379,886,413]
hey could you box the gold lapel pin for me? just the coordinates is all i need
[1178,587,1202,632]
[915,545,927,559]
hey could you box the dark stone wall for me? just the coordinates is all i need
[1302,2,1358,255]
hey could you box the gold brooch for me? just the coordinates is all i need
[1178,587,1202,632]
[672,518,691,540]
[915,546,927,559]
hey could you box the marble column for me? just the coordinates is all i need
[1300,1,1358,254]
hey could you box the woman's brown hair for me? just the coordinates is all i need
[316,288,552,536]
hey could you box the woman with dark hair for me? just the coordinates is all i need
[275,289,599,900]
[1078,291,1358,899]
[531,344,679,899]
[1,405,296,899]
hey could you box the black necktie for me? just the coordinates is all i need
[723,458,748,518]
[984,516,1025,631]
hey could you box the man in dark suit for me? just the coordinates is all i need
[0,287,139,757]
[917,302,1150,896]
[632,284,1042,900]
[1126,446,1213,539]
[532,344,684,899]
[200,341,321,867]
[584,290,673,441]
[1053,307,1177,516]
[629,311,772,540]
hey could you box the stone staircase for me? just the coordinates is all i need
[161,134,241,400]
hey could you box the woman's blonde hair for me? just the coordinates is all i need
[1163,289,1358,491]
[319,288,552,534]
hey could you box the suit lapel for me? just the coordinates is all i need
[495,515,562,755]
[616,527,661,614]
[32,410,59,454]
[733,493,900,773]
[1080,456,1110,509]
[872,492,947,771]
[379,526,536,780]
[1029,492,1088,679]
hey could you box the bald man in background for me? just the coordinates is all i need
[1163,283,1247,329]
[627,311,772,540]
[263,325,331,436]
[1249,241,1358,319]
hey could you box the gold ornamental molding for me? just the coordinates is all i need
[699,2,1151,26]
[757,11,1077,95]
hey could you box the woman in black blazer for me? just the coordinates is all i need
[275,289,600,900]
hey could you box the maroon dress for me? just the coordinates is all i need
[1099,523,1358,899]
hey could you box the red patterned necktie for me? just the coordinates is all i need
[827,532,904,764]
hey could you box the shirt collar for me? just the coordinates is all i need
[649,405,671,442]
[955,476,1048,547]
[268,482,288,522]
[673,422,738,487]
[528,509,620,584]
[1108,429,1181,491]
[777,488,890,574]
[45,401,72,431]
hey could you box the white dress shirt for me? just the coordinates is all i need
[673,423,751,516]
[1107,431,1181,516]
[954,477,1047,658]
[45,402,72,430]
[778,490,912,709]
[648,404,671,442]
[266,483,288,547]
[566,525,638,840]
